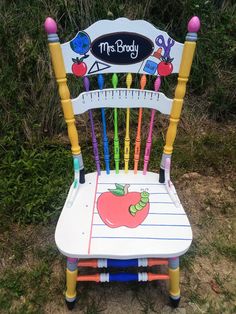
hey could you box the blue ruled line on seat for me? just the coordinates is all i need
[92,237,192,241]
[93,212,186,215]
[96,192,176,195]
[147,212,185,215]
[93,223,190,227]
[149,202,175,204]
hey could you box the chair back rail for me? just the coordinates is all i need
[44,16,200,182]
[60,18,184,76]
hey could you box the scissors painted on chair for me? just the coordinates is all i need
[155,35,175,59]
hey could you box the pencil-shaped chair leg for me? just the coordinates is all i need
[168,257,181,308]
[65,257,78,310]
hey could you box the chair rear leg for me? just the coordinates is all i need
[65,257,78,310]
[168,257,181,308]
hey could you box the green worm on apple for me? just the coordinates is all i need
[97,184,150,228]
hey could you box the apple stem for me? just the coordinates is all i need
[129,191,149,216]
[124,184,130,195]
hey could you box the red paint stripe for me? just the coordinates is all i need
[77,274,100,282]
[148,273,169,281]
[148,258,168,266]
[78,259,98,268]
[88,173,99,254]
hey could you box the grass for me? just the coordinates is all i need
[0,0,235,150]
[0,0,235,312]
[0,117,235,313]
[1,112,235,225]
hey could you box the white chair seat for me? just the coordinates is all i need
[55,170,192,259]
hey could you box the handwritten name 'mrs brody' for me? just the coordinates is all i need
[98,40,139,59]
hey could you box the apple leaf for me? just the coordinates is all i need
[115,183,124,190]
[108,185,125,196]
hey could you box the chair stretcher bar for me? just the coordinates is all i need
[78,258,168,268]
[77,272,169,282]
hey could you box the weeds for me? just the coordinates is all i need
[0,1,235,313]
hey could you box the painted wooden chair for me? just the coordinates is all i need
[44,16,200,310]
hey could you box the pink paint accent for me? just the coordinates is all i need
[88,173,99,254]
[44,17,57,34]
[154,76,161,92]
[165,157,171,169]
[67,257,77,263]
[143,76,161,175]
[188,16,200,33]
[171,257,178,260]
[97,191,149,228]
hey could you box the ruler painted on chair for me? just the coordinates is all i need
[72,88,172,115]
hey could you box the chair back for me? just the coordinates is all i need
[44,16,200,183]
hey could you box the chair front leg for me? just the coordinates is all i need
[168,257,181,308]
[65,257,78,310]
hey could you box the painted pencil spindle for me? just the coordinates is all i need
[44,17,85,183]
[112,74,119,174]
[98,74,110,174]
[159,16,200,183]
[83,77,101,175]
[124,73,132,173]
[143,76,161,175]
[134,74,147,174]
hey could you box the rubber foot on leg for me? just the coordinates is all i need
[65,299,76,310]
[169,296,180,308]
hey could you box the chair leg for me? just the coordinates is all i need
[168,257,181,308]
[65,257,78,310]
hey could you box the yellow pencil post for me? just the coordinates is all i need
[44,17,81,156]
[66,268,78,300]
[65,258,78,309]
[163,42,196,155]
[159,16,200,183]
[124,73,132,173]
[169,267,180,297]
[168,257,181,307]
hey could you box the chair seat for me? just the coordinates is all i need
[55,170,192,259]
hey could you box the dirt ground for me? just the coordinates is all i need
[1,172,235,314]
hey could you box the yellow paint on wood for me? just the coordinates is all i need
[48,42,81,155]
[163,41,196,155]
[65,269,78,299]
[169,267,180,297]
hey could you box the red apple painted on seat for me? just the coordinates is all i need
[97,184,150,228]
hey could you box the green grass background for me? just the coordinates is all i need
[0,0,235,225]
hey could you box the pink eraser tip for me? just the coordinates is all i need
[154,76,161,91]
[44,17,57,34]
[188,16,200,33]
